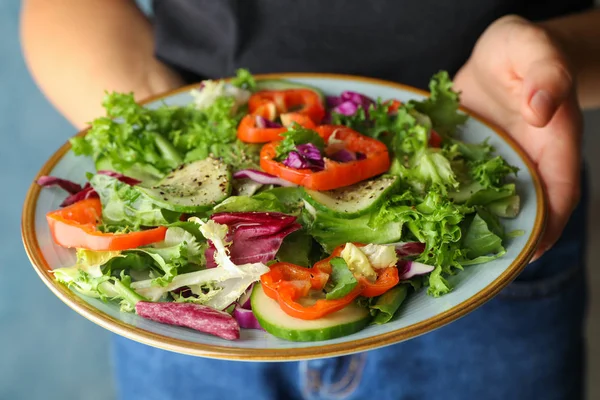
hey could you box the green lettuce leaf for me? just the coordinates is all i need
[172,281,223,305]
[466,184,516,206]
[371,190,471,293]
[275,125,325,160]
[127,226,206,286]
[212,186,304,215]
[70,92,183,182]
[487,195,521,218]
[461,212,505,260]
[262,187,305,210]
[476,206,504,238]
[303,205,403,253]
[71,80,260,181]
[331,106,371,134]
[368,191,420,232]
[409,148,459,194]
[212,192,287,214]
[111,272,147,312]
[184,139,262,171]
[470,156,519,189]
[231,68,257,91]
[411,71,468,136]
[53,251,145,312]
[427,265,452,297]
[446,138,493,162]
[54,265,114,300]
[325,257,359,300]
[90,174,176,230]
[371,285,409,324]
[276,230,313,267]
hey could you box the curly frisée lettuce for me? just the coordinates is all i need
[53,250,145,312]
[53,224,208,307]
[131,219,269,310]
[71,69,261,184]
[412,71,469,136]
[405,148,459,194]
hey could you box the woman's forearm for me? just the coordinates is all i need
[540,9,600,109]
[20,0,184,129]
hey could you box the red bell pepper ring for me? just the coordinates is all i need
[260,125,390,191]
[46,198,167,251]
[238,89,324,144]
[248,89,325,124]
[261,243,401,320]
[359,267,400,297]
[316,244,400,298]
[261,261,331,299]
[237,115,287,144]
[237,112,316,144]
[260,262,362,320]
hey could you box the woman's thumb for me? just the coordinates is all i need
[512,25,574,127]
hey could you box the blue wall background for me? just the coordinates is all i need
[0,1,115,399]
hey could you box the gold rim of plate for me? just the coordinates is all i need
[21,73,547,361]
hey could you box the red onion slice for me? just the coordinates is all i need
[237,285,254,309]
[255,115,283,129]
[398,260,435,280]
[233,169,296,187]
[232,306,264,330]
[40,171,142,207]
[96,170,141,185]
[388,242,426,257]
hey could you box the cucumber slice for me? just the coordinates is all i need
[303,175,399,217]
[251,284,371,342]
[255,79,325,102]
[138,157,231,213]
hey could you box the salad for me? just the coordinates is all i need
[37,70,521,342]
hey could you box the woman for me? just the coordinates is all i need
[20,1,600,399]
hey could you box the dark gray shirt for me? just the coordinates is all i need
[152,0,592,88]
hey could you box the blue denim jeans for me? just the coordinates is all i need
[112,174,589,400]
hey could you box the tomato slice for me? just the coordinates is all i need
[260,125,390,191]
[47,198,167,251]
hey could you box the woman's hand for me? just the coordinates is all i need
[453,15,583,259]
